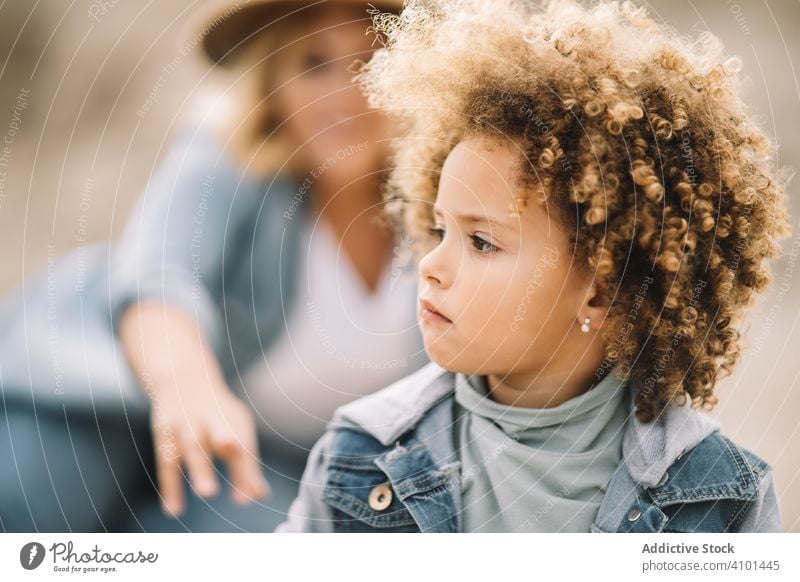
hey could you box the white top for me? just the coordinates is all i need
[241,216,427,450]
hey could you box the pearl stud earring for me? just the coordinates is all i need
[580,317,591,333]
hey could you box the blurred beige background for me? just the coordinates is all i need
[0,0,797,531]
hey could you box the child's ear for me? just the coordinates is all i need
[580,282,610,331]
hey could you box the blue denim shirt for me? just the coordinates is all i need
[0,125,308,415]
[277,363,781,533]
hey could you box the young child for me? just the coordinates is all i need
[276,0,791,532]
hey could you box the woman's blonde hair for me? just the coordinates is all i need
[209,13,312,177]
[356,0,793,422]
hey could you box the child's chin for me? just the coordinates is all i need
[423,343,480,376]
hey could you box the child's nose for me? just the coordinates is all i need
[419,242,451,288]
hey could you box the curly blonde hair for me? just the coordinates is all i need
[356,0,793,422]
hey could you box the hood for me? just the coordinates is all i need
[622,387,720,488]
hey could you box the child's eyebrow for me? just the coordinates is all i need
[433,206,515,232]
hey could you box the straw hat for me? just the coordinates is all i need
[188,0,405,65]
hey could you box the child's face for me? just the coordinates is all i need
[418,136,596,377]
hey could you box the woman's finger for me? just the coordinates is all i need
[181,431,219,498]
[152,423,184,517]
[229,449,270,505]
[210,428,269,504]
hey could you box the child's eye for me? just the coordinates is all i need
[428,227,445,241]
[471,234,498,254]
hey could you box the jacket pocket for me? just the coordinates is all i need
[660,498,754,533]
[323,457,420,532]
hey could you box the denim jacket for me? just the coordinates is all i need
[0,125,308,416]
[277,362,781,533]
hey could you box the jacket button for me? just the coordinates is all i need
[368,484,393,511]
[627,508,642,522]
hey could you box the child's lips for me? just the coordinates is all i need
[419,299,453,324]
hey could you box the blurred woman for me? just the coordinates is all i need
[0,0,426,532]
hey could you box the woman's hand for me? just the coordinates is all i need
[150,383,270,517]
[118,300,270,518]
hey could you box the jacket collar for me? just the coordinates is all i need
[331,362,721,489]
